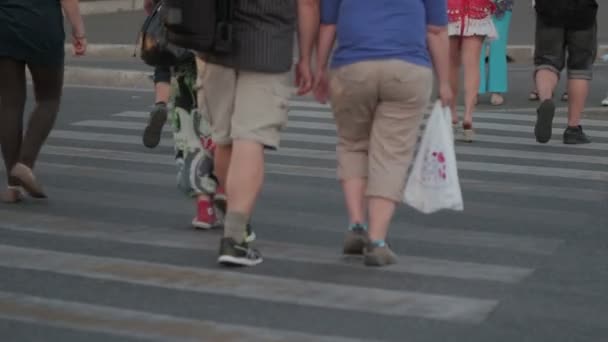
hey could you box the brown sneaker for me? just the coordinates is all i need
[343,224,369,255]
[364,242,398,267]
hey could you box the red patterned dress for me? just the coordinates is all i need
[447,0,498,39]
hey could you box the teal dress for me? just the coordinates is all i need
[0,0,65,66]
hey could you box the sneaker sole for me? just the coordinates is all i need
[535,100,555,143]
[218,255,263,267]
[143,111,168,148]
[192,220,213,230]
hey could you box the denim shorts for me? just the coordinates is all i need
[533,16,597,80]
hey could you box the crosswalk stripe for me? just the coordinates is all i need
[34,149,608,201]
[40,141,608,181]
[53,125,608,152]
[0,291,367,342]
[10,183,588,232]
[0,212,534,283]
[0,158,569,254]
[0,245,499,323]
[73,119,608,138]
[113,109,608,128]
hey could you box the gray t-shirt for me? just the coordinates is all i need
[202,0,296,73]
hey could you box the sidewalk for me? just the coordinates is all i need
[72,2,608,45]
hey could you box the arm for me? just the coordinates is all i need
[61,0,85,39]
[424,0,452,106]
[297,0,320,66]
[316,24,336,71]
[426,25,450,90]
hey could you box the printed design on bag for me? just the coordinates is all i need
[419,146,450,187]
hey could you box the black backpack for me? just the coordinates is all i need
[535,0,598,30]
[163,0,234,54]
[138,1,192,67]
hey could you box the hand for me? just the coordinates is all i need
[438,82,453,108]
[313,69,330,104]
[144,0,155,15]
[72,33,87,56]
[295,60,313,96]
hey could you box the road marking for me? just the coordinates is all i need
[0,245,499,324]
[0,291,369,342]
[41,140,608,181]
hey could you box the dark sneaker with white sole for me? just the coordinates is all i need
[218,237,263,266]
[143,103,168,148]
[563,125,591,144]
[343,224,369,255]
[535,99,555,143]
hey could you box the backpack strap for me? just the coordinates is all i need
[214,0,234,53]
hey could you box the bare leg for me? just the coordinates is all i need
[448,37,462,124]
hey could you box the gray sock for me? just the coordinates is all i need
[224,211,249,243]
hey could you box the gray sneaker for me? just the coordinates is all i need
[343,224,369,255]
[364,243,398,267]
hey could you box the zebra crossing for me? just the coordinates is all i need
[1,96,607,341]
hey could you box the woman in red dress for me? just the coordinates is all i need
[448,0,497,142]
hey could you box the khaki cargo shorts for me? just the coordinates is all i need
[195,57,291,149]
[329,59,432,202]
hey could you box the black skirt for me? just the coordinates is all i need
[0,0,66,66]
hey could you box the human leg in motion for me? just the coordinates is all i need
[461,36,485,142]
[0,58,27,202]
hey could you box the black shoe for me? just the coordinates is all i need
[535,99,555,143]
[143,103,168,148]
[218,237,263,267]
[563,125,591,144]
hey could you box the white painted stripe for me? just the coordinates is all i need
[2,163,570,255]
[15,184,589,237]
[114,109,608,129]
[0,245,498,323]
[52,126,608,166]
[474,122,608,138]
[0,291,367,342]
[31,159,608,204]
[65,118,608,151]
[286,103,608,126]
[0,211,534,283]
[475,111,608,127]
[472,133,608,151]
[40,139,608,181]
[72,119,338,132]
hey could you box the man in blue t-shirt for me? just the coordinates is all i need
[313,0,452,267]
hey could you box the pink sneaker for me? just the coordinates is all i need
[192,199,216,229]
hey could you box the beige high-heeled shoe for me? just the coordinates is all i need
[1,186,24,203]
[10,163,46,198]
[490,93,504,106]
[462,123,474,143]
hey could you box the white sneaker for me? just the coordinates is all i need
[601,96,608,107]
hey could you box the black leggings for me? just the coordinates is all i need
[0,57,63,186]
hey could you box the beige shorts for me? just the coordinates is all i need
[329,60,433,202]
[195,57,291,149]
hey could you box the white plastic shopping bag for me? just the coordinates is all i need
[403,101,464,214]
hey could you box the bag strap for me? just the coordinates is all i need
[217,0,234,23]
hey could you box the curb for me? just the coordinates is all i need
[68,43,608,61]
[79,0,143,15]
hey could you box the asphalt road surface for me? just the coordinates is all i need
[0,83,606,341]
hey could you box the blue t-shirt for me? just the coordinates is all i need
[321,0,448,69]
